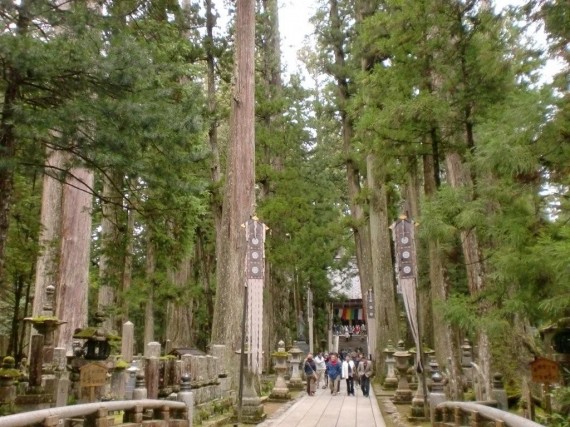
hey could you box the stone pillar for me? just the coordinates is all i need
[145,341,161,358]
[287,345,303,390]
[125,366,138,400]
[53,347,69,407]
[121,321,134,363]
[211,344,230,399]
[492,373,508,411]
[177,374,193,427]
[411,372,427,418]
[429,367,446,425]
[239,371,265,424]
[270,340,290,400]
[408,350,419,391]
[393,341,412,404]
[133,373,147,400]
[0,357,17,409]
[145,357,160,399]
[210,344,227,377]
[111,367,128,400]
[29,334,44,388]
[461,338,473,388]
[383,340,398,390]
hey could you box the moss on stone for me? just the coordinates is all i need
[115,359,129,369]
[0,368,21,378]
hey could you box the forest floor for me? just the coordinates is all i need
[375,386,431,427]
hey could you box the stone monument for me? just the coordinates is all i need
[270,340,290,400]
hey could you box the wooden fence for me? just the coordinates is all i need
[0,399,189,427]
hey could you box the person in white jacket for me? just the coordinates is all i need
[341,355,355,396]
[314,352,326,388]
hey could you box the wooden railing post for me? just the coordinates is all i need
[124,404,144,423]
[157,405,170,421]
[454,406,462,426]
[442,406,451,423]
[85,407,109,427]
[43,415,59,427]
[470,410,480,427]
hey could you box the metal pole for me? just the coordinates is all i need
[308,288,314,353]
[236,283,248,426]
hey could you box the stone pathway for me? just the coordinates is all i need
[257,380,386,427]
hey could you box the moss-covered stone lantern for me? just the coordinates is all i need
[72,327,120,361]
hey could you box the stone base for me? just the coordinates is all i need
[238,397,266,424]
[383,378,398,390]
[288,379,304,390]
[269,388,291,400]
[410,402,426,418]
[408,414,429,423]
[392,389,412,404]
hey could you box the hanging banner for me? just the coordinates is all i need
[391,216,422,372]
[245,217,267,375]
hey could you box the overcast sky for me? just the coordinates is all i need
[277,0,562,82]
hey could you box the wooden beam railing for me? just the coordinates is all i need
[434,402,545,427]
[0,399,189,427]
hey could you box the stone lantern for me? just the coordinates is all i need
[429,364,446,425]
[288,344,303,390]
[392,340,412,404]
[0,356,19,408]
[73,328,113,361]
[383,340,398,390]
[270,340,291,399]
[461,338,473,387]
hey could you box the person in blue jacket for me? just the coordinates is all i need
[326,353,342,395]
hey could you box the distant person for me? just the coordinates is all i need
[326,353,342,396]
[357,357,373,397]
[303,353,317,396]
[342,355,355,396]
[353,353,362,387]
[314,352,326,388]
[323,353,330,388]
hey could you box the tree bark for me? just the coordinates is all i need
[211,0,256,385]
[444,151,491,398]
[97,171,125,332]
[404,158,434,349]
[166,257,194,348]
[328,0,373,325]
[257,0,283,370]
[144,239,156,347]
[55,165,94,354]
[367,154,399,374]
[32,149,65,319]
[0,4,28,295]
[121,206,134,324]
[423,141,464,399]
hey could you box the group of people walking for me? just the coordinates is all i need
[303,351,373,397]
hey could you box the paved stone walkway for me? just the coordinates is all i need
[258,380,386,427]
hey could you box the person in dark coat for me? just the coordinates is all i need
[303,353,317,396]
[357,356,373,397]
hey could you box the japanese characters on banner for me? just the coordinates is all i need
[245,217,267,375]
[391,216,422,372]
